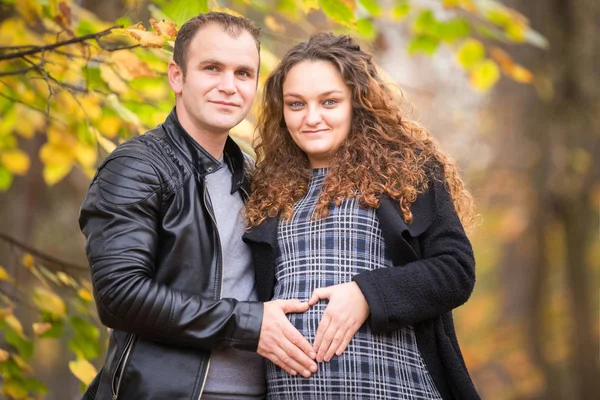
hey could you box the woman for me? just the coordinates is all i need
[243,33,479,399]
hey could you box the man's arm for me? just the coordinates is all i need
[80,153,261,351]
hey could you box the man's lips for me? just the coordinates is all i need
[210,100,239,107]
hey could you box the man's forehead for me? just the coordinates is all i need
[192,24,257,53]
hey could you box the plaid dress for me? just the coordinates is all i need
[267,168,442,399]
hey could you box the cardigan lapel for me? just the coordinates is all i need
[375,184,437,267]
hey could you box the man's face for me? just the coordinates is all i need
[170,23,259,136]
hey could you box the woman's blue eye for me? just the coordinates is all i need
[323,99,338,106]
[289,101,304,107]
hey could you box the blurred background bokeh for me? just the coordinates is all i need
[0,0,598,399]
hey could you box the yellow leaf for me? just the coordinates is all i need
[15,0,43,24]
[4,314,23,335]
[32,287,67,318]
[126,27,165,48]
[33,322,52,335]
[22,254,35,269]
[150,18,178,39]
[0,348,9,362]
[300,0,319,13]
[12,354,33,374]
[470,59,500,91]
[264,16,286,33]
[100,64,128,94]
[1,150,30,175]
[0,266,13,282]
[89,126,117,153]
[2,379,28,398]
[110,51,155,80]
[57,271,77,287]
[14,104,45,139]
[506,64,533,83]
[40,140,75,167]
[69,358,98,385]
[75,142,97,169]
[43,164,73,186]
[97,115,121,139]
[78,288,93,303]
[78,94,103,122]
[0,307,13,317]
[456,39,485,70]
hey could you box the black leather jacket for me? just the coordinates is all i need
[79,109,263,400]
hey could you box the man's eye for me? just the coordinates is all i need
[236,71,250,77]
[205,66,218,71]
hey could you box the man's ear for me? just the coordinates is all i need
[168,60,184,95]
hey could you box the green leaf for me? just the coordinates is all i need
[437,18,470,43]
[407,35,439,55]
[0,165,13,191]
[0,359,23,380]
[39,319,65,339]
[412,10,437,36]
[357,19,377,41]
[319,0,356,27]
[358,0,381,16]
[69,316,101,359]
[162,0,209,27]
[21,377,48,394]
[4,330,34,359]
[277,0,301,20]
[392,3,410,20]
[457,39,485,69]
[470,59,500,91]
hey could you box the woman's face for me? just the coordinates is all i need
[282,60,352,168]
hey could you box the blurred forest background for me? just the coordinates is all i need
[0,0,598,399]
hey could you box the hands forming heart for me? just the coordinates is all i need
[258,281,370,377]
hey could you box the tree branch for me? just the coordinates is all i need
[0,232,87,272]
[0,25,124,62]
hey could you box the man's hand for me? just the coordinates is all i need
[309,282,369,363]
[258,299,318,378]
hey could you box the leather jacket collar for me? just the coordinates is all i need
[162,108,248,194]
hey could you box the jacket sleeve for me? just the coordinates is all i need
[353,177,475,334]
[78,152,263,351]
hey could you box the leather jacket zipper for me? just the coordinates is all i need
[111,333,136,400]
[197,176,224,399]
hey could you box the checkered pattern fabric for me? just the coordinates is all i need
[268,168,442,399]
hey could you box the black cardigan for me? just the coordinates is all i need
[243,176,480,400]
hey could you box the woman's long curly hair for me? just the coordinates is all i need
[245,33,475,231]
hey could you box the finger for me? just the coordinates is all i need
[320,323,343,362]
[279,299,309,314]
[266,349,299,377]
[313,312,331,354]
[285,324,317,360]
[335,328,355,357]
[281,341,317,376]
[308,287,330,306]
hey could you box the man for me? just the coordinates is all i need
[79,12,317,400]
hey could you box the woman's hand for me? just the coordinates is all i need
[309,282,369,362]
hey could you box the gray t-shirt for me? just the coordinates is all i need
[202,157,266,399]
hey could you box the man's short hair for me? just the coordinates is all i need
[173,12,261,76]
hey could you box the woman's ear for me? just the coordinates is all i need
[168,60,184,95]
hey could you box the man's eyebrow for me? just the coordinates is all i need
[283,90,345,98]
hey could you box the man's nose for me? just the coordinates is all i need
[217,72,236,95]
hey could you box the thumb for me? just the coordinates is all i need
[279,299,309,314]
[308,287,332,306]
